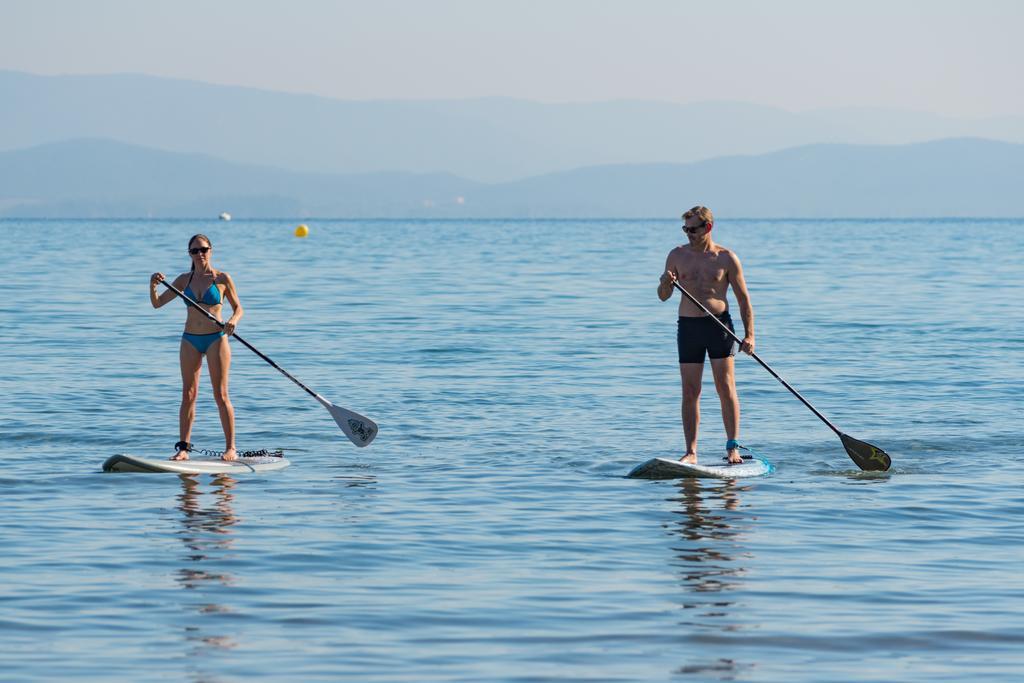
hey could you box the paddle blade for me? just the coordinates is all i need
[315,395,378,447]
[840,433,891,471]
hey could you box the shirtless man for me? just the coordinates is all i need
[657,206,755,465]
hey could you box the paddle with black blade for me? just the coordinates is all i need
[161,279,378,447]
[669,278,890,471]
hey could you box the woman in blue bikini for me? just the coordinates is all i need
[149,234,244,461]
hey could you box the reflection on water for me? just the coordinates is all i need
[667,479,755,679]
[175,474,240,655]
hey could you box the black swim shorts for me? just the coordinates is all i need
[677,312,737,363]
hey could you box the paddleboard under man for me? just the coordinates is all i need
[657,206,755,465]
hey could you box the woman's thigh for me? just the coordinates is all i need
[206,336,232,394]
[180,339,203,391]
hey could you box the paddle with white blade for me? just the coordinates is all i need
[161,279,378,447]
[670,278,890,471]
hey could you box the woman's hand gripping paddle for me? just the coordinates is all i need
[669,278,890,471]
[162,279,378,447]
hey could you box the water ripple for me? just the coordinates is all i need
[0,218,1022,681]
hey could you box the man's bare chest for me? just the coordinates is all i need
[673,253,728,287]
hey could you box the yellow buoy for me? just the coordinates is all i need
[295,224,309,238]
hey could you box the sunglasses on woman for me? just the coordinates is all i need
[189,246,211,255]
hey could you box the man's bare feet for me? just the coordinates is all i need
[680,452,697,464]
[726,448,743,464]
[221,448,238,462]
[170,449,190,461]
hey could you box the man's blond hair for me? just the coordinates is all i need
[682,205,713,225]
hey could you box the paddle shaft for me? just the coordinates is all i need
[161,279,319,401]
[670,280,843,437]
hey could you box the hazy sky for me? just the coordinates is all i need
[2,0,1021,117]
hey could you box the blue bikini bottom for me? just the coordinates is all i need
[182,331,225,354]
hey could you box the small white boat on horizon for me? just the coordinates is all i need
[219,212,232,221]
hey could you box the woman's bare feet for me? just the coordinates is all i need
[726,448,744,464]
[221,447,238,462]
[170,449,190,461]
[680,452,697,464]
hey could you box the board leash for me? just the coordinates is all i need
[175,441,283,458]
[721,440,763,462]
[738,443,762,459]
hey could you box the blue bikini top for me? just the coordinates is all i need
[183,276,222,306]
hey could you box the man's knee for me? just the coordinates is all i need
[714,380,738,403]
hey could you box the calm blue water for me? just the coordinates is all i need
[1,218,1022,682]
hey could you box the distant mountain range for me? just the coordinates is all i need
[2,137,1022,218]
[4,70,1024,184]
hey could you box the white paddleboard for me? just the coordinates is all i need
[628,456,772,480]
[103,453,290,474]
